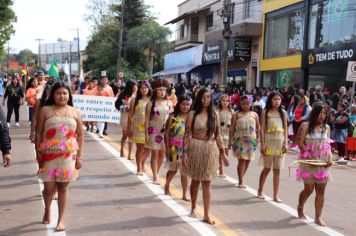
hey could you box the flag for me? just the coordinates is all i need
[21,61,31,78]
[48,58,59,78]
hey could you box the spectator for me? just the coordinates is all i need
[0,105,11,167]
[292,95,312,148]
[3,76,24,128]
[287,95,300,149]
[330,102,349,162]
[254,93,266,109]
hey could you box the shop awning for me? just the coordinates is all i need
[165,6,210,25]
[152,65,198,77]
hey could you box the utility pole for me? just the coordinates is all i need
[220,0,232,91]
[35,38,44,68]
[76,28,81,75]
[117,0,124,72]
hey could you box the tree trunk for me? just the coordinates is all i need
[147,47,155,78]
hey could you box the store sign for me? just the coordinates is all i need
[203,39,234,64]
[303,42,356,68]
[346,61,356,82]
[235,38,251,60]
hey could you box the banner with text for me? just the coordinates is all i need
[73,95,120,123]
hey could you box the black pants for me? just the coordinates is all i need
[7,101,20,123]
[336,142,346,157]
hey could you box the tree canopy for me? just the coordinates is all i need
[0,0,17,58]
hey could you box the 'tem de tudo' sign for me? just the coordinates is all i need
[73,95,120,123]
[303,42,356,68]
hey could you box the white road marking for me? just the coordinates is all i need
[33,149,66,236]
[89,132,217,236]
[223,175,344,236]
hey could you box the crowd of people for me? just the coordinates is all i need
[1,69,356,231]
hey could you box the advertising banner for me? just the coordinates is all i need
[73,95,120,123]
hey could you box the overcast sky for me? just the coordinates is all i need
[9,0,185,53]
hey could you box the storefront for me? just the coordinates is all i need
[260,0,304,89]
[302,0,356,91]
[152,45,203,84]
[201,37,252,89]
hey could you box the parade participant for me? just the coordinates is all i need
[296,102,332,226]
[183,87,229,225]
[167,87,178,107]
[0,105,11,168]
[164,94,191,201]
[96,84,112,138]
[257,92,287,203]
[145,78,172,185]
[229,95,259,188]
[128,80,151,174]
[330,102,349,161]
[35,82,83,231]
[216,94,234,177]
[37,70,47,87]
[3,76,24,127]
[116,79,137,159]
[101,76,114,136]
[25,77,40,121]
[83,80,97,132]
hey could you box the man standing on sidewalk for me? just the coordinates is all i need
[0,105,11,167]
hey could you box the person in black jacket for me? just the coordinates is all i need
[3,76,24,127]
[0,105,11,167]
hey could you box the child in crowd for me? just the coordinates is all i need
[164,95,191,201]
[346,105,356,160]
[257,92,287,203]
[128,80,151,175]
[216,94,234,177]
[229,95,259,188]
[145,79,173,185]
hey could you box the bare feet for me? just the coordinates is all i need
[218,173,226,178]
[273,197,283,203]
[189,210,196,218]
[42,211,50,224]
[136,171,143,176]
[120,152,124,158]
[128,157,134,161]
[257,192,265,200]
[203,217,216,225]
[164,185,171,196]
[153,180,160,185]
[315,218,326,227]
[297,206,306,220]
[237,184,246,188]
[56,221,66,231]
[182,196,191,202]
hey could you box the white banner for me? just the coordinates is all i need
[73,95,120,123]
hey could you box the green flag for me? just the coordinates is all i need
[48,59,59,78]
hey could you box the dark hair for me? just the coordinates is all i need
[308,102,326,134]
[192,87,215,138]
[116,79,137,109]
[290,94,300,112]
[324,100,333,106]
[134,81,152,110]
[217,94,231,111]
[173,94,191,117]
[150,84,168,119]
[240,95,249,103]
[265,91,286,130]
[338,102,347,109]
[26,77,38,91]
[45,81,73,106]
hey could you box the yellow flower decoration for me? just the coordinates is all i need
[136,124,145,132]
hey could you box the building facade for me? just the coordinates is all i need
[159,0,263,91]
[39,39,86,76]
[260,0,356,91]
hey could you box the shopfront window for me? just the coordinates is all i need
[264,5,305,58]
[308,0,356,49]
[262,69,301,88]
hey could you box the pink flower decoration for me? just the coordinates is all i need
[302,172,311,179]
[59,124,67,134]
[67,169,73,178]
[55,168,62,177]
[153,106,158,112]
[296,168,302,178]
[148,127,157,134]
[155,135,163,143]
[314,171,329,180]
[59,140,66,151]
[48,169,55,178]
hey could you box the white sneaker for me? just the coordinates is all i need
[15,122,20,127]
[7,123,10,128]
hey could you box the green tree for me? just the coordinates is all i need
[127,19,171,77]
[17,49,36,65]
[0,0,17,58]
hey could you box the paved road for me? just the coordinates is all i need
[1,107,355,236]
